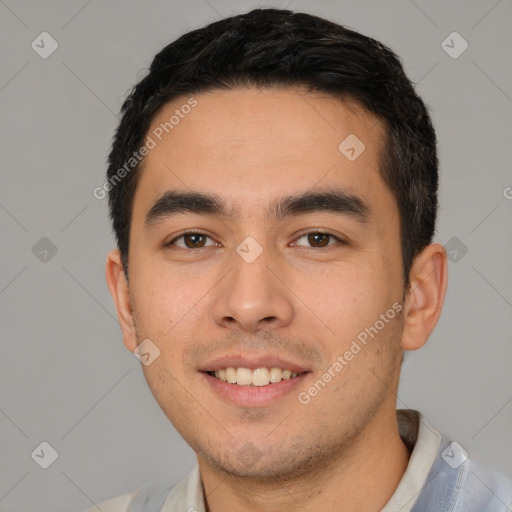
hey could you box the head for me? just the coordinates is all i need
[105,9,447,481]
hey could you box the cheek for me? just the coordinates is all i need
[306,260,400,350]
[284,263,367,350]
[130,262,207,342]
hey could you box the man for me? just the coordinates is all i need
[93,8,512,512]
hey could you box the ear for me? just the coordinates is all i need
[401,243,448,351]
[105,249,138,353]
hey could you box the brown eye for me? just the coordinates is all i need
[308,233,330,247]
[167,232,216,249]
[183,233,207,248]
[294,232,343,248]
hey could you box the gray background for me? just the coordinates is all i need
[1,0,511,511]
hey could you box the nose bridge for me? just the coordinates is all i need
[212,236,293,331]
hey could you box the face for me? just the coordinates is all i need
[120,87,407,479]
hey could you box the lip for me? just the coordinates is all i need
[198,354,311,373]
[202,371,309,407]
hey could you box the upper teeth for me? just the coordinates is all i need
[213,367,299,386]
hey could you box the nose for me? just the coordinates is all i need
[212,241,294,333]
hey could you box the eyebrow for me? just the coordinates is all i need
[144,188,370,228]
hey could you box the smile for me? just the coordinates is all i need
[207,367,303,386]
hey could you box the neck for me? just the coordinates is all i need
[198,407,411,512]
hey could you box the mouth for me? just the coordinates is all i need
[205,367,305,387]
[200,357,311,407]
[199,355,311,406]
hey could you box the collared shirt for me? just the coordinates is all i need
[83,409,512,512]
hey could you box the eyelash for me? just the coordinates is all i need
[165,229,346,251]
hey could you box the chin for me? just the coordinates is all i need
[198,439,338,483]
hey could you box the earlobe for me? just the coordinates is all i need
[105,249,138,352]
[401,243,448,351]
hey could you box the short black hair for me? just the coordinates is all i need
[106,8,438,288]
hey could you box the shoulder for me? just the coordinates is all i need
[454,456,512,512]
[408,422,512,512]
[78,464,201,512]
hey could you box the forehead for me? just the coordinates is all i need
[133,86,393,222]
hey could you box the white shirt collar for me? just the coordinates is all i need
[381,410,442,512]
